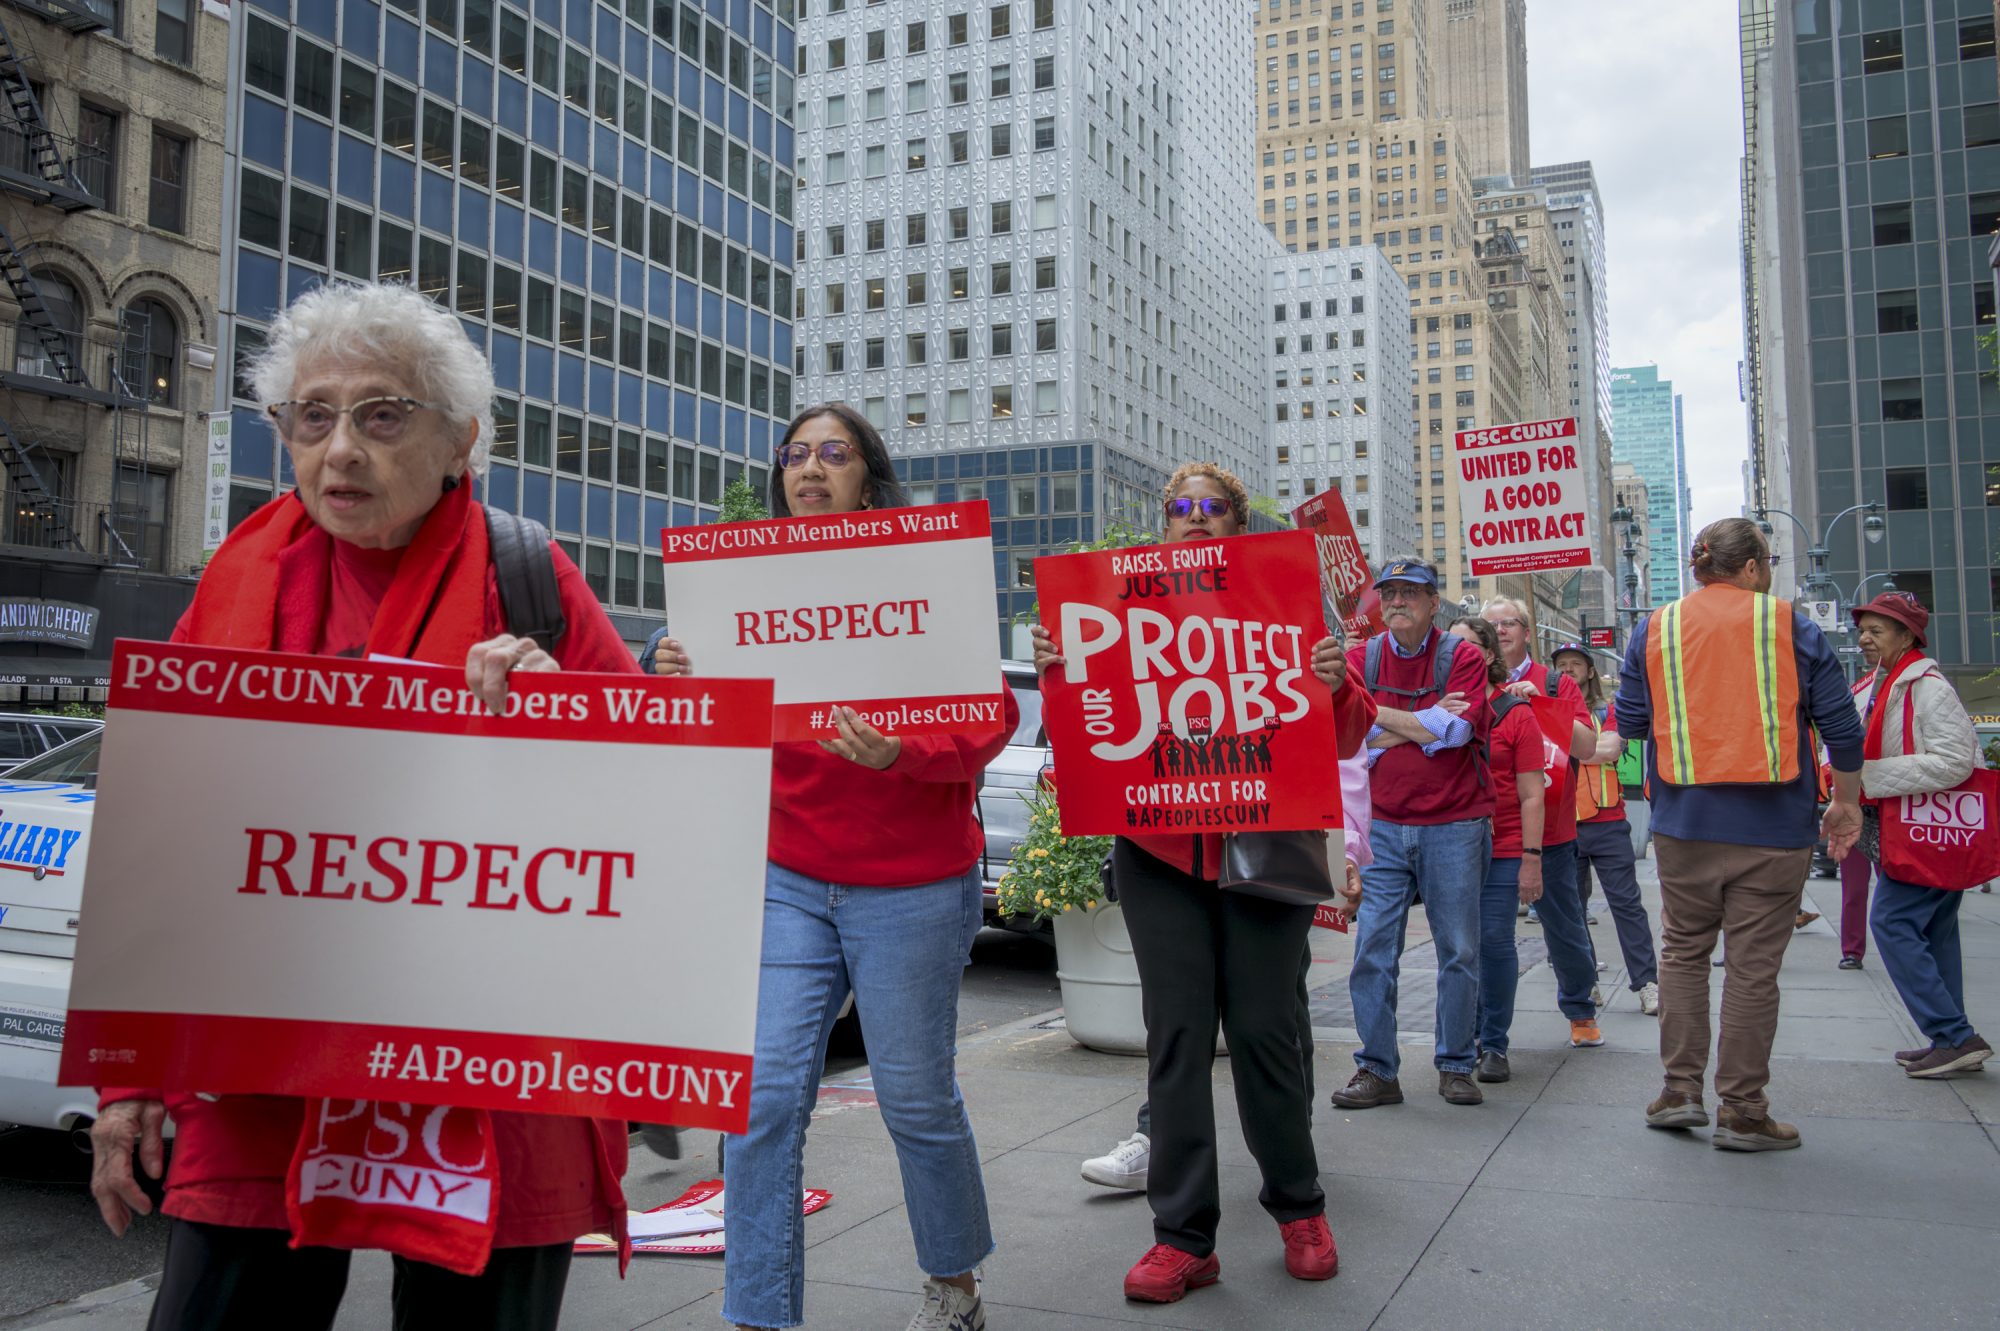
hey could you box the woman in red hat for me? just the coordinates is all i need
[1851,592,1990,1078]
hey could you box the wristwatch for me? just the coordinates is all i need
[1522,848,1543,857]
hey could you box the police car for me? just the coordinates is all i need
[0,730,101,1138]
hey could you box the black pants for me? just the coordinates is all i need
[146,1219,573,1331]
[1114,840,1323,1256]
[1134,940,1316,1135]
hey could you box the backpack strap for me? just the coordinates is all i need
[1433,632,1460,700]
[1364,635,1384,694]
[1491,692,1523,725]
[484,506,567,653]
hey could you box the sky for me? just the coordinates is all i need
[1524,1,1749,532]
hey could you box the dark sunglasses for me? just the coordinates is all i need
[777,440,857,469]
[1166,497,1231,520]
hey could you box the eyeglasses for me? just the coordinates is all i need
[777,440,858,469]
[1489,617,1526,630]
[266,397,439,444]
[1166,497,1231,520]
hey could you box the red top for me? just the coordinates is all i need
[1488,689,1547,858]
[104,535,635,1248]
[768,684,1021,887]
[1348,629,1495,825]
[1126,673,1378,879]
[1517,661,1584,846]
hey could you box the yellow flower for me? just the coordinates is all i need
[1029,848,1051,859]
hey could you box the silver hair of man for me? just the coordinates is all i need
[248,282,496,478]
[1481,595,1531,625]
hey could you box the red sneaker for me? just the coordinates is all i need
[1280,1214,1339,1280]
[1122,1244,1221,1303]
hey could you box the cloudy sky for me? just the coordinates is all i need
[1525,1,1748,532]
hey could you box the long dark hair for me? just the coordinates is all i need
[766,402,911,517]
[1454,617,1509,688]
[1689,516,1767,584]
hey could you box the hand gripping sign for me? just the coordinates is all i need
[660,501,1005,742]
[1034,530,1344,836]
[1453,417,1592,576]
[1291,485,1386,647]
[59,641,773,1131]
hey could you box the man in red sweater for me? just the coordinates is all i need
[1331,559,1496,1108]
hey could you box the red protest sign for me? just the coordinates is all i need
[1530,693,1580,819]
[1291,485,1385,646]
[1585,626,1616,649]
[1453,417,1591,576]
[1034,530,1344,836]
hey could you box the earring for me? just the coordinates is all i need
[442,474,461,493]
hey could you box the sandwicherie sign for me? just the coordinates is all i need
[0,599,100,649]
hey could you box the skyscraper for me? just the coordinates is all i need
[1428,0,1530,184]
[214,0,799,646]
[1741,0,1999,706]
[1530,160,1616,583]
[796,0,1275,645]
[1610,365,1689,607]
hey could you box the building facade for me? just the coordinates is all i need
[1266,244,1417,563]
[795,0,1275,646]
[1610,364,1689,608]
[0,0,226,703]
[214,0,799,646]
[1745,0,2000,710]
[1428,0,1528,184]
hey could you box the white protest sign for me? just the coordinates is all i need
[61,642,772,1130]
[660,501,1005,742]
[203,415,231,556]
[1452,416,1592,577]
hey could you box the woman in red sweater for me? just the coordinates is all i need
[651,403,1015,1331]
[1033,462,1375,1305]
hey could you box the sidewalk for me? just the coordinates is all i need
[14,856,1999,1330]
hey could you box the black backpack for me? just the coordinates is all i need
[1363,631,1468,706]
[485,507,566,653]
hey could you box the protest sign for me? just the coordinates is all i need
[1585,626,1616,649]
[60,642,772,1131]
[1530,693,1581,809]
[660,502,1004,742]
[1035,530,1344,836]
[1453,417,1591,576]
[1291,485,1385,646]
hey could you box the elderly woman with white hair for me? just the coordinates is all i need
[85,282,642,1331]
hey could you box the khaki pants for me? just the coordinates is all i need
[1653,832,1811,1115]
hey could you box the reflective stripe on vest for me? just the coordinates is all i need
[1574,709,1624,820]
[1644,585,1802,786]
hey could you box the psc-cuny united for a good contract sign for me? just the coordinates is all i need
[660,501,1005,742]
[59,641,773,1131]
[1453,416,1592,577]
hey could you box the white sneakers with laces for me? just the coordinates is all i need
[1639,981,1661,1016]
[1080,1131,1150,1190]
[906,1277,985,1331]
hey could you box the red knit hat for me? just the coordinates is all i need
[1849,591,1928,648]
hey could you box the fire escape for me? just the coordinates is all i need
[0,0,147,566]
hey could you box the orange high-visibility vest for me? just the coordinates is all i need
[1575,702,1625,822]
[1645,583,1802,786]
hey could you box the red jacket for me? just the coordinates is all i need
[104,542,635,1248]
[1126,674,1377,880]
[768,684,1020,886]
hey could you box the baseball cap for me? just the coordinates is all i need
[1372,558,1439,590]
[1551,641,1591,662]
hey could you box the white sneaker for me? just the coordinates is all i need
[1595,959,1609,974]
[907,1277,985,1331]
[1590,984,1603,1007]
[1081,1131,1150,1190]
[1639,982,1661,1016]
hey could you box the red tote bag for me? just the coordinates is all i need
[1875,686,2000,891]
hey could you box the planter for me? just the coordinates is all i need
[1051,903,1147,1054]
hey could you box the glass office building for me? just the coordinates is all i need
[215,0,797,641]
[1610,364,1689,608]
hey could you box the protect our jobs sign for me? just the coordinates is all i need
[660,501,1005,742]
[1034,530,1345,837]
[59,641,773,1131]
[1290,485,1385,647]
[1452,416,1592,577]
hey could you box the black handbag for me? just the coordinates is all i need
[1219,830,1336,906]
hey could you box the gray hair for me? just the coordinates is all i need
[1480,595,1530,624]
[248,282,496,478]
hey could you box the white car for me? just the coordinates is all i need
[0,730,102,1136]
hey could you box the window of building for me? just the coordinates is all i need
[1962,17,1996,61]
[1881,377,1924,421]
[991,322,1014,356]
[1886,466,1929,509]
[1866,115,1908,159]
[147,129,188,232]
[1970,191,2000,235]
[1035,255,1056,289]
[74,103,116,205]
[1862,29,1903,75]
[991,260,1012,294]
[1966,103,2000,148]
[991,122,1011,156]
[1872,201,1912,245]
[1876,288,1920,333]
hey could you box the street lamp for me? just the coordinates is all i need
[1849,571,1899,604]
[1611,498,1645,622]
[1752,502,1885,601]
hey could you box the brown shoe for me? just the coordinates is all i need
[1712,1104,1801,1152]
[1794,910,1821,930]
[1644,1090,1709,1130]
[1329,1068,1403,1109]
[1904,1035,1993,1079]
[1895,1045,1933,1067]
[1438,1071,1483,1105]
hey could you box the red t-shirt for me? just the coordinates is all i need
[1488,690,1547,858]
[1348,629,1495,825]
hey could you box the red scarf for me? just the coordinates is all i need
[1860,650,1925,806]
[186,484,503,1275]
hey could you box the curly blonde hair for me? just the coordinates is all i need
[1163,461,1251,528]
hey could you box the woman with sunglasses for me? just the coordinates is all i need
[1033,462,1375,1304]
[652,403,1016,1331]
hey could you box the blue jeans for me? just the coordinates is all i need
[1350,817,1490,1079]
[1576,818,1658,988]
[1478,843,1597,1055]
[721,864,993,1329]
[1871,871,1977,1048]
